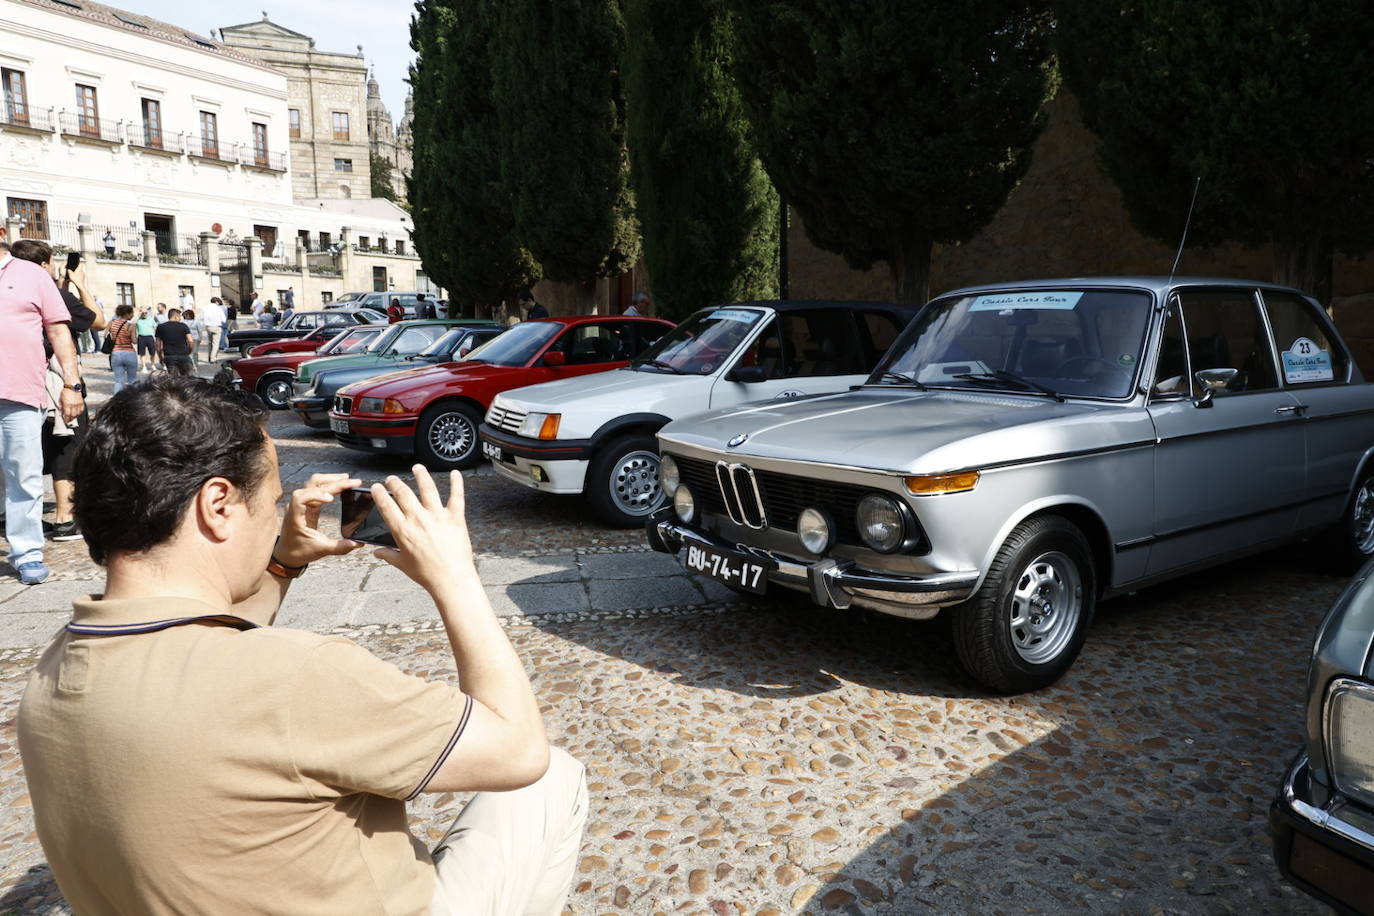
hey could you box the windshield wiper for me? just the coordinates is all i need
[952,369,1064,401]
[634,358,685,375]
[871,370,926,390]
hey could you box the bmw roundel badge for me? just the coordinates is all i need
[728,433,749,448]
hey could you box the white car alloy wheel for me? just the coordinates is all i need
[428,411,475,461]
[1351,477,1374,555]
[1006,550,1083,665]
[609,448,662,517]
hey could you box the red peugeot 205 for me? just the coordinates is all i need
[329,315,673,469]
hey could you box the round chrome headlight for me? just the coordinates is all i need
[797,507,833,555]
[857,494,906,553]
[660,454,681,496]
[673,485,696,523]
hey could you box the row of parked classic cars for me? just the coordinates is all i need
[228,276,1374,912]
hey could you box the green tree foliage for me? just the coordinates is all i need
[496,0,640,313]
[369,152,399,202]
[408,0,539,309]
[727,1,1056,303]
[622,0,778,319]
[1058,1,1374,303]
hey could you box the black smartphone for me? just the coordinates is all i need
[340,487,397,548]
[65,251,81,272]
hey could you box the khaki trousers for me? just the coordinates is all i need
[430,747,588,916]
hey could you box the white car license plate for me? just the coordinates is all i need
[330,417,349,435]
[684,543,768,594]
[481,441,504,462]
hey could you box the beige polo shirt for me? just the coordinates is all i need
[17,595,471,916]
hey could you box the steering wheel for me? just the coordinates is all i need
[1058,355,1129,378]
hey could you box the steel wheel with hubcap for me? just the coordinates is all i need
[415,401,482,470]
[1323,470,1374,573]
[952,515,1095,694]
[588,434,666,527]
[256,373,293,410]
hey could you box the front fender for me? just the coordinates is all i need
[589,413,673,449]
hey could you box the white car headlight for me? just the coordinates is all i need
[673,485,695,523]
[856,494,907,553]
[517,412,561,440]
[797,507,833,555]
[660,454,681,496]
[1326,678,1374,808]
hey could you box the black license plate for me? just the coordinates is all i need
[481,441,507,463]
[684,543,768,594]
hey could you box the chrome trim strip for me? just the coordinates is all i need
[715,461,744,526]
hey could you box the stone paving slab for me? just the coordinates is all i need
[477,554,581,586]
[486,582,591,618]
[0,580,100,615]
[578,551,687,581]
[273,593,361,631]
[588,575,705,612]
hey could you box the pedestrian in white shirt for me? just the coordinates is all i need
[202,297,227,363]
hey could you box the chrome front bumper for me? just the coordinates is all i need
[1271,751,1374,915]
[646,511,978,618]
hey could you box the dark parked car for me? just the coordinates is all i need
[1272,562,1374,914]
[227,308,384,356]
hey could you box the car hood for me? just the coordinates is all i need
[338,361,530,400]
[314,356,444,394]
[495,368,711,436]
[296,352,401,382]
[658,387,1151,475]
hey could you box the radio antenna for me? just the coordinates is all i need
[1169,176,1202,281]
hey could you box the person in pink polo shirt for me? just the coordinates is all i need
[0,239,82,584]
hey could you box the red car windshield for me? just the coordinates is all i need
[462,322,561,366]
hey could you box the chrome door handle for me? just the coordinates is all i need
[1275,405,1308,416]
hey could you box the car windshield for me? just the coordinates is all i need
[389,324,449,355]
[420,328,466,358]
[632,307,765,375]
[328,327,382,354]
[356,308,386,323]
[462,321,560,366]
[333,292,364,304]
[871,289,1153,399]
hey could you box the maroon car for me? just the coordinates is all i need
[232,324,386,409]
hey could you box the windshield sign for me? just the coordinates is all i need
[872,289,1152,399]
[633,307,764,375]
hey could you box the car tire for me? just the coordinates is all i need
[1322,469,1374,574]
[239,343,254,357]
[415,400,482,470]
[262,348,282,356]
[255,371,294,410]
[950,515,1096,694]
[588,434,666,528]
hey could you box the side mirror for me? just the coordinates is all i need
[729,365,768,383]
[458,348,471,358]
[1192,388,1214,409]
[1195,367,1238,391]
[544,350,566,367]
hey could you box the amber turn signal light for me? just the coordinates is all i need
[905,471,980,495]
[538,414,561,440]
[382,399,407,414]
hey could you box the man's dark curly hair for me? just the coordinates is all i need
[74,375,270,564]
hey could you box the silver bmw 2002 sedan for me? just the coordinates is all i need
[648,277,1374,693]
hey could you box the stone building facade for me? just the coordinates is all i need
[217,15,372,201]
[366,72,412,203]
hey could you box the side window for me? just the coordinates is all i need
[295,313,319,329]
[734,318,785,379]
[1151,299,1194,397]
[1175,290,1278,394]
[634,322,667,355]
[393,325,445,354]
[564,323,632,364]
[776,310,865,377]
[858,310,906,367]
[1261,291,1349,386]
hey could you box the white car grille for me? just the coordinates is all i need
[487,404,527,434]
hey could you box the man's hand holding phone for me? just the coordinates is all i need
[368,466,477,602]
[276,473,364,569]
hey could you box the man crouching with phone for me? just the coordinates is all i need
[16,374,586,915]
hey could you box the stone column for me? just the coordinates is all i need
[199,233,218,271]
[3,216,20,246]
[246,236,264,293]
[77,223,97,258]
[296,235,309,289]
[142,230,159,265]
[338,226,354,286]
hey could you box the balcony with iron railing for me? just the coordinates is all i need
[1,104,53,133]
[127,124,184,155]
[239,147,287,172]
[58,111,121,144]
[187,135,234,164]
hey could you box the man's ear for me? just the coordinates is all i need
[195,477,239,543]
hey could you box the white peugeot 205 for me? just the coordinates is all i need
[478,300,922,526]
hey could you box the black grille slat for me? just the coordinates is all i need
[678,456,728,515]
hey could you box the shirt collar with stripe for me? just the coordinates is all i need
[67,595,266,636]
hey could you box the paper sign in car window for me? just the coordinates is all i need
[710,308,762,324]
[1281,336,1334,383]
[969,292,1084,312]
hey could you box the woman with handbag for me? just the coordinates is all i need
[106,305,138,392]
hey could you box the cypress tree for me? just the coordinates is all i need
[622,0,778,319]
[727,1,1056,303]
[1057,0,1374,303]
[496,0,640,314]
[408,0,539,311]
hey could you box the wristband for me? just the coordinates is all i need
[267,541,308,579]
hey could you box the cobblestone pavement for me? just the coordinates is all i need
[0,362,1336,913]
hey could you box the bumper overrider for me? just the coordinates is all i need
[646,508,978,615]
[291,395,331,427]
[1271,751,1374,915]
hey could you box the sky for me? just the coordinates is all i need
[122,0,416,121]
